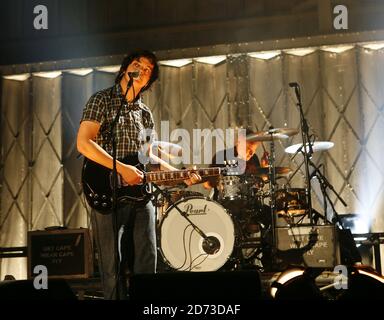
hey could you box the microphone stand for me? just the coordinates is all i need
[108,78,133,300]
[309,159,347,228]
[291,84,314,225]
[286,144,304,185]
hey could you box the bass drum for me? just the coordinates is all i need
[159,196,235,272]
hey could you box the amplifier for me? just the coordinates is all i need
[275,225,340,268]
[27,228,93,279]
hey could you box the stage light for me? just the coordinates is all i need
[362,41,384,50]
[270,268,324,300]
[248,51,281,60]
[320,45,354,53]
[3,73,30,81]
[65,68,93,76]
[95,65,120,73]
[159,59,192,68]
[284,48,316,57]
[195,55,226,65]
[32,71,62,79]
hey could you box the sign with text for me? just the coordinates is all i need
[27,228,93,279]
[276,225,340,268]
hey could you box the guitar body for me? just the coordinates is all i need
[82,156,150,215]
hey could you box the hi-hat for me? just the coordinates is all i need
[285,141,334,154]
[246,128,299,142]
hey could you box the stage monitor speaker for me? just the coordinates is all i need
[27,228,93,279]
[0,279,77,300]
[276,224,340,268]
[129,270,262,302]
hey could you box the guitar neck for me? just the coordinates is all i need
[145,167,222,183]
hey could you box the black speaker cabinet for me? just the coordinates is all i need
[129,271,262,302]
[0,279,77,300]
[27,228,93,279]
[276,224,340,268]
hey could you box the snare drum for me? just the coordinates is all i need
[159,196,235,272]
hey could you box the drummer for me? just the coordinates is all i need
[203,127,268,198]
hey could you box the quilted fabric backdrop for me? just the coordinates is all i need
[1,44,384,279]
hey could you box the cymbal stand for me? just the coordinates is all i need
[267,128,278,259]
[309,159,347,227]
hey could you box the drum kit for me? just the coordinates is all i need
[151,128,335,273]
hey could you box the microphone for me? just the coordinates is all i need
[128,71,140,79]
[202,236,220,255]
[289,82,301,100]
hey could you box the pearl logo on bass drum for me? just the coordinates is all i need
[184,203,209,216]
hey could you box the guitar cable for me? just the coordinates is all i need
[174,224,193,271]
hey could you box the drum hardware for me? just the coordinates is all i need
[158,195,236,272]
[263,127,286,267]
[308,158,347,226]
[239,237,262,248]
[283,136,343,226]
[244,125,299,270]
[213,126,299,271]
[275,188,308,217]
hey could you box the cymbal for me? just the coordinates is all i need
[246,166,292,177]
[246,128,299,142]
[285,141,334,154]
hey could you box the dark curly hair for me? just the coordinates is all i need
[115,50,159,94]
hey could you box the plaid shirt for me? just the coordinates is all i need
[81,84,155,159]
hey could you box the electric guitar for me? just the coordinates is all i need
[82,156,231,214]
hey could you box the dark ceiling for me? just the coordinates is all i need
[1,0,384,66]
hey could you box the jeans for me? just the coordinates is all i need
[91,200,157,300]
